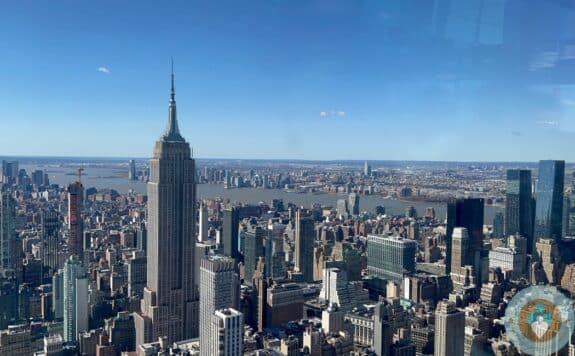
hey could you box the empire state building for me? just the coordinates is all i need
[135,66,199,346]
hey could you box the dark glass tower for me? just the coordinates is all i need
[223,207,241,262]
[505,169,534,252]
[135,66,198,346]
[534,160,565,243]
[446,198,484,275]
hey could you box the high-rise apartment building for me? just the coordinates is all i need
[67,181,84,258]
[199,254,239,354]
[62,256,88,342]
[534,160,565,243]
[135,67,199,346]
[505,169,534,252]
[294,209,315,282]
[434,300,464,356]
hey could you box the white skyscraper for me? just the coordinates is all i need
[200,255,239,354]
[208,308,244,356]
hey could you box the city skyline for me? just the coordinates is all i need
[2,1,575,161]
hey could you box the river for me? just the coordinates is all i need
[22,164,502,221]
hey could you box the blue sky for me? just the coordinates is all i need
[1,0,575,161]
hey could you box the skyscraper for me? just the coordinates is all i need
[534,160,565,243]
[199,255,239,354]
[367,235,417,282]
[492,211,504,239]
[41,209,60,277]
[0,189,18,275]
[294,209,314,282]
[135,66,199,346]
[434,300,464,356]
[348,193,360,216]
[62,256,88,342]
[207,308,244,356]
[223,207,241,262]
[128,159,137,181]
[198,204,209,242]
[450,227,471,272]
[446,198,484,274]
[373,299,393,356]
[569,172,575,237]
[67,181,84,258]
[243,226,264,285]
[505,169,534,252]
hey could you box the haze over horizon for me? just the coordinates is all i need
[2,1,575,161]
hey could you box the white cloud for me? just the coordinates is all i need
[320,110,346,118]
[536,120,559,126]
[97,66,110,74]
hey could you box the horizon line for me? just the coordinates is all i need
[0,154,572,165]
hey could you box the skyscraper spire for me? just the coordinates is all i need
[163,58,184,142]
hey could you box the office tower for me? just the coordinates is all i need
[367,235,417,282]
[294,209,315,282]
[569,173,575,236]
[434,300,464,356]
[128,159,137,180]
[223,207,241,262]
[252,257,267,332]
[198,204,208,242]
[67,181,84,257]
[63,256,88,342]
[348,192,360,216]
[492,211,504,239]
[488,236,527,280]
[451,227,471,272]
[41,209,60,277]
[52,269,64,320]
[207,308,244,356]
[243,226,264,285]
[364,161,371,176]
[0,189,18,275]
[31,169,46,186]
[505,169,534,252]
[446,198,484,274]
[534,160,565,243]
[200,255,239,354]
[267,223,286,279]
[135,67,199,346]
[374,300,393,356]
[1,160,18,185]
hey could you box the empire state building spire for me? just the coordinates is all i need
[163,59,185,142]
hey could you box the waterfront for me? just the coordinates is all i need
[22,164,502,221]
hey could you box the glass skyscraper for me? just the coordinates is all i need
[534,160,565,242]
[505,169,534,253]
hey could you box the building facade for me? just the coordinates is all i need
[135,68,199,346]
